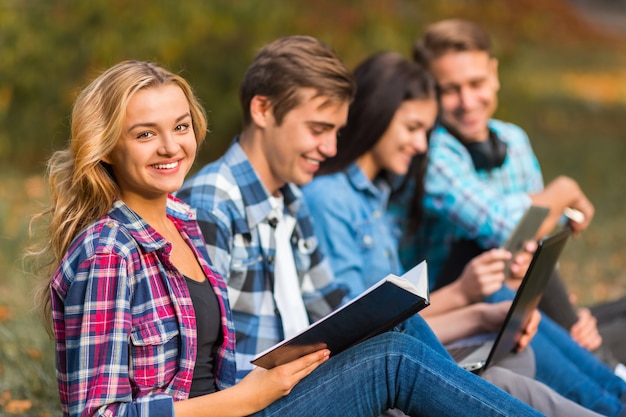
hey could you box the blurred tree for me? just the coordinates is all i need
[0,0,621,170]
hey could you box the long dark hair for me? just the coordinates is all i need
[392,152,428,233]
[318,52,435,231]
[317,51,436,177]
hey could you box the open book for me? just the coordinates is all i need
[251,261,430,369]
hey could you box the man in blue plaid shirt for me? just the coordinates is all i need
[393,19,626,370]
[177,35,355,380]
[397,19,595,285]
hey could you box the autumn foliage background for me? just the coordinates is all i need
[1,0,625,415]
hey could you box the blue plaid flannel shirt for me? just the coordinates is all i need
[394,119,544,285]
[177,139,344,380]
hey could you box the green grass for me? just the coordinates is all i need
[498,42,626,305]
[0,173,61,417]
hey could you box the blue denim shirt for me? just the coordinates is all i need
[303,163,402,299]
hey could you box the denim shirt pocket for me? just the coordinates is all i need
[355,220,376,251]
[129,317,180,388]
[355,219,393,288]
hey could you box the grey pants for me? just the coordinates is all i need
[381,348,603,417]
[483,366,603,417]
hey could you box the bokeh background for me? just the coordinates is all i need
[1,0,625,414]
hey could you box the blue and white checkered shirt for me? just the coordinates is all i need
[395,119,544,285]
[177,139,344,380]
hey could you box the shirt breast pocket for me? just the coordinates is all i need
[129,318,180,388]
[229,249,263,290]
[355,220,376,251]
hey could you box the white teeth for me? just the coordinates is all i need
[305,158,319,166]
[152,161,178,169]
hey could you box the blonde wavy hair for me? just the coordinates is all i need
[31,60,207,333]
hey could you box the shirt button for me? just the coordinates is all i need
[363,235,372,245]
[267,255,275,264]
[373,211,381,219]
[106,222,114,228]
[298,239,313,253]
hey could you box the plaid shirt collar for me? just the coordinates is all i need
[345,162,391,201]
[106,197,197,252]
[224,139,303,230]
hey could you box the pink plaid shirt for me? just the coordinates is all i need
[51,196,236,417]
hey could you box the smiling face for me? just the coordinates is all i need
[429,50,500,143]
[357,98,437,180]
[104,83,197,207]
[248,88,349,194]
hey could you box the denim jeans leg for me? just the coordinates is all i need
[396,313,453,358]
[253,332,543,417]
[487,286,626,416]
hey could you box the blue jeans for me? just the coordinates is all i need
[252,329,543,417]
[487,286,626,416]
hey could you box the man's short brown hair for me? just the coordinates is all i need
[240,35,355,126]
[413,19,492,68]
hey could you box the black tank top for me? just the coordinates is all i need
[184,276,221,397]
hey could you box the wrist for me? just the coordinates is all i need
[555,176,582,200]
[476,303,496,333]
[448,280,472,307]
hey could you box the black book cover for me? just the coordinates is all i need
[251,261,430,369]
